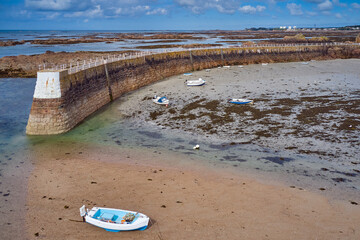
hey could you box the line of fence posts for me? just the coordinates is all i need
[37,41,357,73]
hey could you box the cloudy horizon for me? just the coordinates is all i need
[0,0,359,30]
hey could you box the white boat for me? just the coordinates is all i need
[229,98,253,104]
[80,205,150,232]
[186,78,206,86]
[262,63,268,66]
[152,95,169,105]
[183,73,192,76]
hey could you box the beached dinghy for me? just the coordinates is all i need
[152,95,169,105]
[229,98,253,104]
[80,205,150,232]
[186,78,206,86]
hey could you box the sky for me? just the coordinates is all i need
[0,0,359,30]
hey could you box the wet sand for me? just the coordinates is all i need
[26,144,360,240]
[119,59,360,164]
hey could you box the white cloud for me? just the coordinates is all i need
[19,10,32,18]
[318,0,333,11]
[25,0,87,11]
[306,11,317,16]
[174,0,242,14]
[268,0,286,4]
[321,10,331,15]
[239,5,266,14]
[303,0,323,3]
[146,8,168,15]
[45,12,60,19]
[24,0,169,18]
[332,0,346,7]
[65,5,103,18]
[335,13,342,18]
[352,3,360,9]
[115,5,151,16]
[88,5,103,17]
[25,0,69,11]
[287,3,303,15]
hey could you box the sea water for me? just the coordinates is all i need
[0,30,258,58]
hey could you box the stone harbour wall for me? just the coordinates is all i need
[26,45,360,135]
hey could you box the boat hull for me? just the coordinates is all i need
[229,99,253,104]
[84,207,150,232]
[186,78,206,86]
[187,82,205,86]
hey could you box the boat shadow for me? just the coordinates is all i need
[148,217,156,229]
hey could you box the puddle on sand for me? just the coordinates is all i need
[262,156,295,165]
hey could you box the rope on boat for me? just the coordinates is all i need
[149,218,164,240]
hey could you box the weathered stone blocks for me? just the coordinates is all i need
[26,45,360,135]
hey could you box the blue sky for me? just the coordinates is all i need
[0,0,359,30]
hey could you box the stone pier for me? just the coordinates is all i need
[26,44,360,135]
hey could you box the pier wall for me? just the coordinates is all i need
[26,45,360,135]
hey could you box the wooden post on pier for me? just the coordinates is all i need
[220,49,224,66]
[104,60,113,102]
[189,50,194,71]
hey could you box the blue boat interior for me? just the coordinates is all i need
[91,209,139,224]
[158,97,167,103]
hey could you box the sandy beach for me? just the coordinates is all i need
[26,144,360,240]
[23,59,360,240]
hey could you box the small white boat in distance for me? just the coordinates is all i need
[183,73,192,76]
[229,98,253,105]
[301,62,309,65]
[262,63,268,66]
[186,78,206,86]
[193,144,200,150]
[80,205,150,232]
[152,95,169,105]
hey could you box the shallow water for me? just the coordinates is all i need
[0,30,268,58]
[0,30,205,58]
[0,78,36,239]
